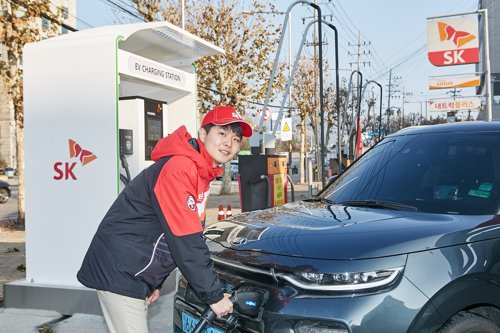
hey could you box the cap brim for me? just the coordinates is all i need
[212,119,253,137]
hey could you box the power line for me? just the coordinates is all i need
[46,0,94,29]
[332,1,363,40]
[370,44,426,81]
[200,86,297,110]
[98,0,145,22]
[327,1,387,81]
[327,4,358,42]
[114,0,140,12]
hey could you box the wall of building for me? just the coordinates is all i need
[477,0,500,120]
[0,43,16,168]
[0,0,77,169]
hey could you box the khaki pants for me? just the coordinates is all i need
[97,290,149,333]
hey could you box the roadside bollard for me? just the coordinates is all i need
[226,205,232,218]
[218,204,225,220]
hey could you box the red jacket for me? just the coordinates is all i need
[78,126,224,304]
[151,126,222,235]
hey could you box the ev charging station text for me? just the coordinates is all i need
[128,56,186,87]
[134,63,181,82]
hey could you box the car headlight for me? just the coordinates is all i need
[280,266,404,291]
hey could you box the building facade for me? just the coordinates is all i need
[477,0,500,120]
[0,0,76,169]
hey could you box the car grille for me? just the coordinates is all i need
[212,257,280,286]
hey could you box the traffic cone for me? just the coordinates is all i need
[226,205,232,218]
[218,204,225,220]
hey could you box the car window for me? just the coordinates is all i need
[321,131,500,215]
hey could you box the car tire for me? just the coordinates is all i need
[437,311,500,333]
[0,188,9,204]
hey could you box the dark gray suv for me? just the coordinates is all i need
[174,122,500,333]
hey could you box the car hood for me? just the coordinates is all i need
[204,200,498,260]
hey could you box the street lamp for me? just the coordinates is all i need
[344,70,362,160]
[259,0,325,159]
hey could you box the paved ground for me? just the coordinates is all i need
[0,291,175,333]
[0,178,313,332]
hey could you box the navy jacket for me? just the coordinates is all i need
[77,126,224,305]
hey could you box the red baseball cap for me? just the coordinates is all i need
[201,106,253,137]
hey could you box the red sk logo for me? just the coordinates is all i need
[69,139,97,166]
[438,22,476,48]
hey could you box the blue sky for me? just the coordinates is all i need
[76,0,480,119]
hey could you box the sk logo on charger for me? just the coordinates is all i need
[53,139,97,180]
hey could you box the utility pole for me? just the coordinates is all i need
[446,88,461,122]
[420,100,423,121]
[386,69,392,128]
[313,0,320,183]
[420,91,428,121]
[288,12,293,180]
[301,0,328,183]
[401,91,412,129]
[385,69,400,134]
[348,32,371,69]
[300,4,328,186]
[347,32,370,149]
[425,95,428,120]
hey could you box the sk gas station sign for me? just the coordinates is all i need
[427,16,479,66]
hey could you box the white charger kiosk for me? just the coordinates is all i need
[5,21,223,314]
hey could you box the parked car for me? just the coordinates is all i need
[215,161,239,181]
[0,179,11,203]
[230,161,238,180]
[5,167,15,178]
[174,122,500,333]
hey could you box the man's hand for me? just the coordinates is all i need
[146,289,160,305]
[209,294,233,318]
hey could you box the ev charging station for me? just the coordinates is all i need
[4,21,223,314]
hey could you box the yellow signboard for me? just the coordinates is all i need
[281,117,292,141]
[273,174,286,206]
[429,75,480,90]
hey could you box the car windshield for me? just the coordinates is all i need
[321,130,500,215]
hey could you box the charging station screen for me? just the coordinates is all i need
[147,118,162,141]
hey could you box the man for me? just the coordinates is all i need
[77,106,252,333]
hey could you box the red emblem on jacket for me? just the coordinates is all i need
[186,195,196,211]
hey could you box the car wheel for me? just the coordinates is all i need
[0,188,9,203]
[437,311,500,333]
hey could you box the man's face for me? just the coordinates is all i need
[199,125,242,167]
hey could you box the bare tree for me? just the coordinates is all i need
[130,0,285,194]
[324,80,348,165]
[0,0,63,225]
[291,57,316,184]
[291,57,347,183]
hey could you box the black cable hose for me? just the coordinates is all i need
[120,155,131,185]
[120,173,129,186]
